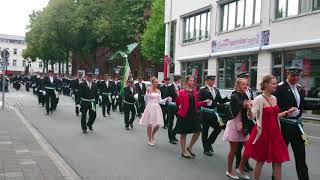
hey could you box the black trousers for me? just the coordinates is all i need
[161,105,168,126]
[25,83,30,91]
[137,96,145,116]
[101,95,112,116]
[80,103,96,130]
[38,91,45,106]
[116,96,123,113]
[124,103,135,127]
[45,91,56,113]
[167,106,178,141]
[282,124,309,180]
[74,92,80,115]
[201,112,221,151]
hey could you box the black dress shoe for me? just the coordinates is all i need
[209,146,214,153]
[125,127,130,130]
[174,137,179,142]
[130,124,133,129]
[45,112,49,115]
[103,115,106,117]
[82,130,87,134]
[76,114,79,116]
[245,163,253,171]
[204,151,213,156]
[169,140,177,144]
[88,126,93,131]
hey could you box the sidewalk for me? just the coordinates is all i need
[0,108,68,180]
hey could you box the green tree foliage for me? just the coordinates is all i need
[24,0,150,72]
[141,0,165,62]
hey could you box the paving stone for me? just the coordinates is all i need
[3,171,23,178]
[15,149,30,154]
[0,141,12,145]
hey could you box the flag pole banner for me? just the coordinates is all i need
[120,57,131,96]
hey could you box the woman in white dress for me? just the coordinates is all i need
[139,77,171,146]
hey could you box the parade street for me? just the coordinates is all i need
[3,88,320,180]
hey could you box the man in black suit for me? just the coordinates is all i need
[198,75,229,156]
[100,74,115,117]
[235,71,254,171]
[71,73,82,116]
[123,80,137,130]
[274,66,319,180]
[42,70,59,115]
[135,77,146,117]
[79,72,99,134]
[166,74,181,144]
[159,78,170,129]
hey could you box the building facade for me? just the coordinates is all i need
[165,0,320,116]
[0,34,70,75]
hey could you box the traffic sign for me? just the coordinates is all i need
[1,49,10,60]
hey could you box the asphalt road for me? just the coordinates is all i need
[4,88,320,180]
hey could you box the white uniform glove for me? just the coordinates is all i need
[134,93,139,101]
[116,95,119,99]
[166,97,172,102]
[289,109,300,117]
[99,95,102,101]
[112,95,115,99]
[42,91,46,96]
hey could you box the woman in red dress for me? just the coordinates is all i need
[244,75,297,180]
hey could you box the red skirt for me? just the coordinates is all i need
[244,107,289,163]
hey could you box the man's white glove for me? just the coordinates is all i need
[116,95,119,99]
[42,91,46,96]
[112,95,115,99]
[134,93,139,101]
[99,95,102,101]
[166,97,172,102]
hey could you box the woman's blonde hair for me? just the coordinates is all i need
[184,75,194,85]
[260,75,276,90]
[234,78,248,92]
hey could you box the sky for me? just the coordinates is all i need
[0,0,49,36]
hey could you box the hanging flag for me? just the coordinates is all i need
[120,58,131,96]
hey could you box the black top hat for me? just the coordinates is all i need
[205,75,216,80]
[173,74,181,81]
[237,71,250,78]
[48,70,54,73]
[138,76,143,79]
[287,65,302,75]
[163,77,170,81]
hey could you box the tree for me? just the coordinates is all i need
[141,0,165,62]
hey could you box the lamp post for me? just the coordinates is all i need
[164,0,173,79]
[1,49,10,110]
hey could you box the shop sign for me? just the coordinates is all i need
[212,30,270,53]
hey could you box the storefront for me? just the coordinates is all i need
[272,47,320,115]
[181,60,208,87]
[217,54,258,90]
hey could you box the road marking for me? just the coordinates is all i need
[12,107,82,180]
[309,135,320,141]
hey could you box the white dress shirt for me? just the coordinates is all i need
[287,81,301,107]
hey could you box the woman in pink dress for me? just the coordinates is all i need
[243,75,296,180]
[139,77,171,146]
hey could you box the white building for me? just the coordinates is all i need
[0,34,70,75]
[165,0,320,117]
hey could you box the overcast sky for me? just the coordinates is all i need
[0,0,49,36]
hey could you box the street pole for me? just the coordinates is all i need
[2,60,5,110]
[164,0,173,79]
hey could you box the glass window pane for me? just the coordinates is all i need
[195,15,201,39]
[245,0,254,26]
[189,16,195,40]
[273,52,283,65]
[277,0,287,18]
[206,11,210,38]
[300,0,312,13]
[228,2,236,30]
[222,5,229,31]
[254,0,261,24]
[184,18,189,41]
[200,13,207,38]
[237,0,245,28]
[314,0,320,10]
[288,0,299,16]
[273,68,282,83]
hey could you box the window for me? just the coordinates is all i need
[276,0,318,19]
[183,11,210,43]
[39,62,43,68]
[218,55,258,89]
[181,61,208,87]
[272,48,320,115]
[13,60,17,67]
[22,60,26,67]
[314,0,320,10]
[13,49,17,55]
[221,0,261,32]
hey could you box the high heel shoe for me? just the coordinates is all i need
[181,153,191,159]
[226,171,239,179]
[187,147,196,157]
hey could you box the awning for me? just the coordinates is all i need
[108,43,139,61]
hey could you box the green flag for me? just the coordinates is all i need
[120,59,131,96]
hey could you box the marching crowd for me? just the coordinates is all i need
[6,65,320,180]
